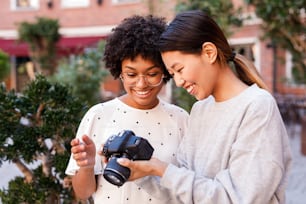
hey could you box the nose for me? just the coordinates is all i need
[135,75,147,87]
[174,75,185,87]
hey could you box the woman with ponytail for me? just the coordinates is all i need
[118,10,292,204]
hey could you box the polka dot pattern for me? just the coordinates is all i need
[66,98,189,203]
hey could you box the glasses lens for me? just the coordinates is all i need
[146,73,163,86]
[121,73,164,87]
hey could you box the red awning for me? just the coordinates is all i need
[0,39,28,56]
[57,36,105,56]
[0,36,105,57]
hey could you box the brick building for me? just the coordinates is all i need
[0,0,177,100]
[0,0,305,99]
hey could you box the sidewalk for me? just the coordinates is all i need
[286,124,306,204]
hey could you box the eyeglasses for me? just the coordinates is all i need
[120,72,165,87]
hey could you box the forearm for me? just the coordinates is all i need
[151,159,168,177]
[72,167,96,199]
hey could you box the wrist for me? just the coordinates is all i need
[153,160,168,177]
[79,166,94,173]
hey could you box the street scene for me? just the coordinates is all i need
[0,0,305,203]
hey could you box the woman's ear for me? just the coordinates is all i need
[201,42,217,64]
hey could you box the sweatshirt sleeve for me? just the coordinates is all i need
[160,95,292,204]
[160,164,235,203]
[134,176,181,203]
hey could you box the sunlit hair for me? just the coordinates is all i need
[103,15,171,82]
[159,10,268,90]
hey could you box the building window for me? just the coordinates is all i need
[112,0,140,4]
[232,44,255,62]
[285,51,292,83]
[229,37,261,74]
[61,0,89,8]
[11,0,39,10]
[17,0,30,7]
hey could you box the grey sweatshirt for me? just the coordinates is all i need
[159,84,292,204]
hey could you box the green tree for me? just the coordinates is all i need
[172,0,243,111]
[172,83,196,113]
[0,75,87,203]
[246,0,306,84]
[18,17,61,75]
[176,0,243,36]
[0,50,10,81]
[51,40,109,106]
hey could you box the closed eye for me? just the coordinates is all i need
[125,73,137,77]
[147,72,161,77]
[176,67,183,73]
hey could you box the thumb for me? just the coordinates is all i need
[81,135,94,145]
[117,158,131,167]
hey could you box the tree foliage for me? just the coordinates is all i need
[0,75,87,203]
[0,50,10,81]
[172,82,197,113]
[51,41,108,106]
[18,17,61,75]
[246,0,306,84]
[176,0,243,36]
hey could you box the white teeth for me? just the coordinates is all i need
[186,85,193,94]
[135,90,150,95]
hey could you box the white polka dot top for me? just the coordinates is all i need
[66,98,189,203]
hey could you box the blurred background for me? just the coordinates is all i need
[0,0,305,203]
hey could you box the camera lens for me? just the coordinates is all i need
[103,157,131,186]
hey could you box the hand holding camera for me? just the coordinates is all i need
[102,130,154,186]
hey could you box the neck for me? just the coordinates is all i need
[213,66,248,102]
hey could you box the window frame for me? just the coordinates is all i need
[61,0,90,8]
[10,0,39,11]
[229,37,261,73]
[112,0,140,5]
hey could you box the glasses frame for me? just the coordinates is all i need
[120,72,165,87]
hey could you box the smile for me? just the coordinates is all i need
[185,84,195,95]
[133,89,152,97]
[135,90,150,95]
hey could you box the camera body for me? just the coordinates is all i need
[102,130,154,186]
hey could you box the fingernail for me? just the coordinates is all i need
[117,158,124,164]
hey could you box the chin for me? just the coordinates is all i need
[194,93,207,101]
[135,98,158,109]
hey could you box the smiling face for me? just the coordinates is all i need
[120,55,164,109]
[161,46,219,100]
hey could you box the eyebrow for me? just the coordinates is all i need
[124,65,159,71]
[170,63,179,69]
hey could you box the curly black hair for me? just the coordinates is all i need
[103,15,171,82]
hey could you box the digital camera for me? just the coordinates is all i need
[102,130,154,186]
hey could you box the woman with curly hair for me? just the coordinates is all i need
[65,15,189,203]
